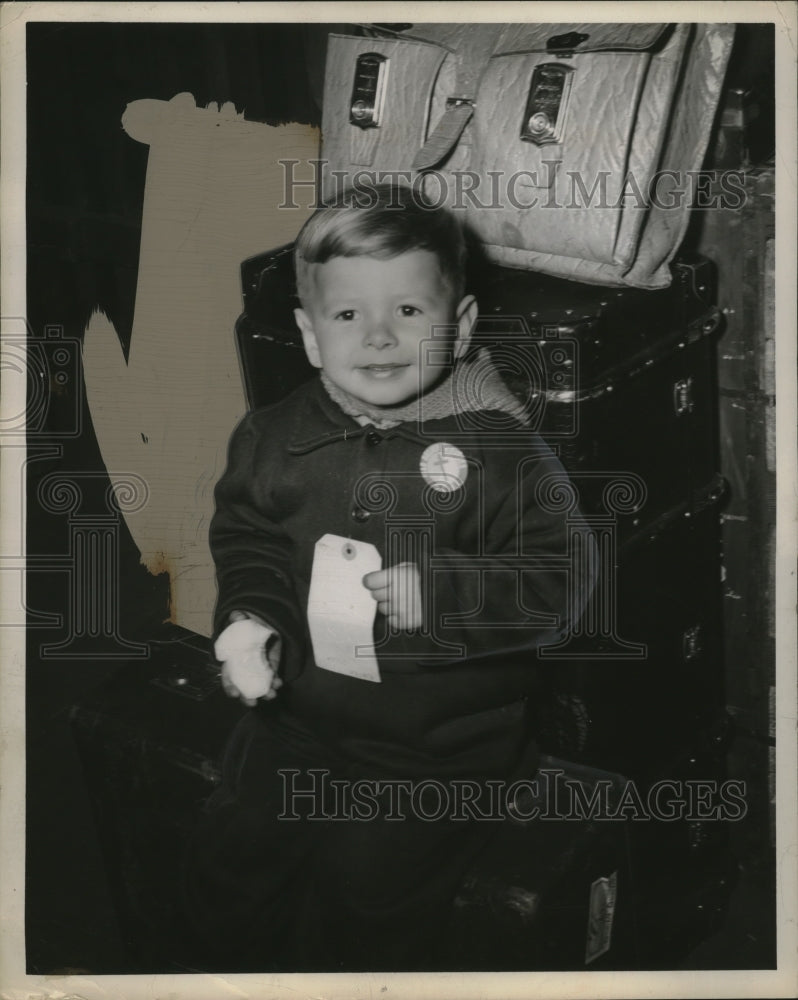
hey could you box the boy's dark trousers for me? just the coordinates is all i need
[181,705,506,972]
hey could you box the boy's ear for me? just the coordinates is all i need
[453,295,478,360]
[294,308,322,369]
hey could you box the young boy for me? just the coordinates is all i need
[183,184,596,972]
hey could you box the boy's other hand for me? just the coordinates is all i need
[220,659,282,707]
[215,617,283,706]
[363,562,423,631]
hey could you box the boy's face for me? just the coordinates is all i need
[294,250,477,410]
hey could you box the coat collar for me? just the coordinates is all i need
[285,378,442,455]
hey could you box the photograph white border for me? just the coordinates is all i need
[1,3,796,998]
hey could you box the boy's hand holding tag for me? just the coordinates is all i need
[362,562,423,632]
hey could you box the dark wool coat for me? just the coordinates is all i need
[210,376,596,778]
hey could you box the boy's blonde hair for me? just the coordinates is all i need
[294,183,467,306]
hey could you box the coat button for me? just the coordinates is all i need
[351,506,370,523]
[366,430,382,446]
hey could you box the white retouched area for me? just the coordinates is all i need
[82,94,318,634]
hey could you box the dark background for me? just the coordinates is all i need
[24,20,776,974]
[25,21,326,973]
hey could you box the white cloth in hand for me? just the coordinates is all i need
[214,617,278,700]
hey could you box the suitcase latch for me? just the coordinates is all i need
[349,53,389,129]
[520,63,573,146]
[673,377,694,416]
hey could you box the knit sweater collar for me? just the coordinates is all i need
[320,348,528,430]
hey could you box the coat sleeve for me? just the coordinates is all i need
[394,443,598,667]
[209,413,306,681]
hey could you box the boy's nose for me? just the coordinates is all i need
[364,321,398,349]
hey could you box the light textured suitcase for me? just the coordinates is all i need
[319,22,735,288]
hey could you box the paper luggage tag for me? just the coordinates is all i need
[307,534,382,683]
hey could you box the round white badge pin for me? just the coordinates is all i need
[419,442,468,493]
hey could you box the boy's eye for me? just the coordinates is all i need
[398,305,421,317]
[334,309,356,321]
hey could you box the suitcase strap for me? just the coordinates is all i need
[410,24,507,171]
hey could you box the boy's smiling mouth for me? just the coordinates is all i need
[359,363,410,377]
